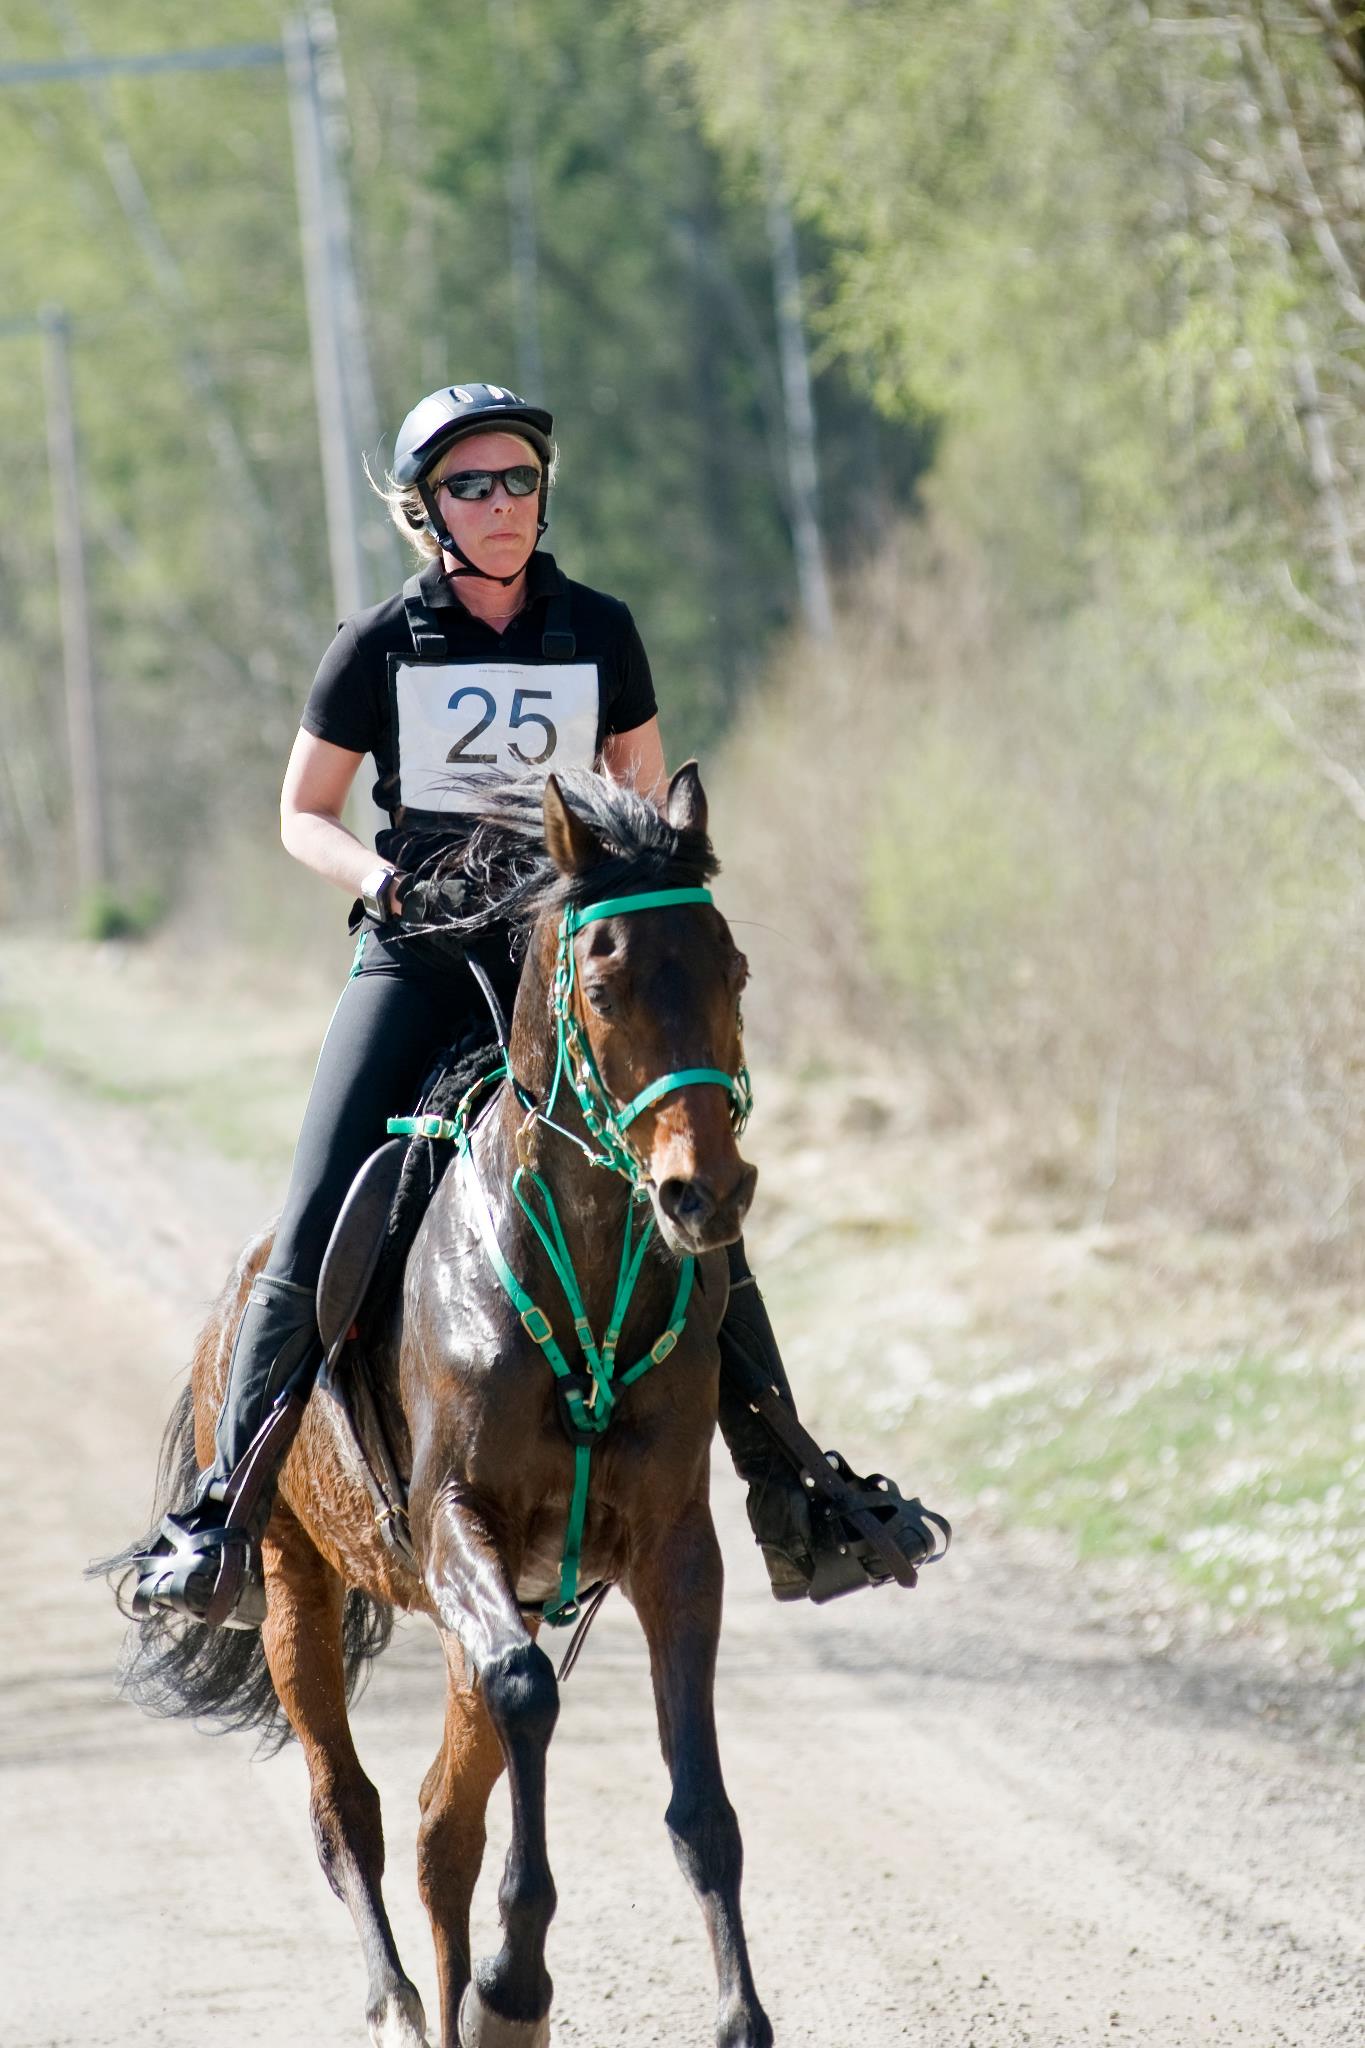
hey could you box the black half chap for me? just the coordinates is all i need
[265,926,519,1291]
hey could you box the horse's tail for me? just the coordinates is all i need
[87,1382,395,1756]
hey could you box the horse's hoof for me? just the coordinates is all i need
[368,1980,429,2047]
[457,1982,550,2048]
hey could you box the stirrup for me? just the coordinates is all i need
[753,1465,950,1604]
[744,1381,951,1603]
[806,1455,951,1603]
[129,1509,267,1630]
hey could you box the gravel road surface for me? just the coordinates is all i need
[2,1058,1361,2047]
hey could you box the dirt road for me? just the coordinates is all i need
[2,1056,1361,2047]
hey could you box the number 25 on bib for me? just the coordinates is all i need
[389,658,600,813]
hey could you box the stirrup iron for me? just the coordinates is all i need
[130,1512,266,1631]
[748,1381,951,1601]
[127,1385,307,1630]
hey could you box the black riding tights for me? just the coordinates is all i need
[263,925,521,1292]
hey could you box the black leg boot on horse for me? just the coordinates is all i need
[128,1273,322,1629]
[716,1239,950,1602]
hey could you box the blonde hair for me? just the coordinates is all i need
[365,431,557,563]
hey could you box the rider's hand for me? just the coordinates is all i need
[395,875,468,929]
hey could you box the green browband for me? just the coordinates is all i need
[562,886,716,933]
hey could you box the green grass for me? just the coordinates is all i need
[947,1349,1365,1666]
[0,936,327,1174]
[754,1208,1364,1671]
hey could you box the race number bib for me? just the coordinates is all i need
[390,658,600,813]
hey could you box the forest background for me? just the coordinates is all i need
[8,0,1365,1230]
[3,4,1365,1658]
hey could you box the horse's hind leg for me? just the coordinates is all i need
[259,1509,428,2048]
[416,1635,508,2048]
[628,1501,774,2048]
[421,1489,559,2048]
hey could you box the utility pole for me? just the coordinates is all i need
[39,307,108,900]
[285,9,393,842]
[763,174,833,640]
[286,10,371,623]
[294,8,399,599]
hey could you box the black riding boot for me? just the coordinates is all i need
[129,1274,323,1630]
[716,1240,950,1602]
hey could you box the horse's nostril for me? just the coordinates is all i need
[658,1176,715,1228]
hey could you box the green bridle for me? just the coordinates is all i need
[541,886,752,1185]
[390,884,752,1626]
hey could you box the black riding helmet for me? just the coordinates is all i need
[393,382,554,585]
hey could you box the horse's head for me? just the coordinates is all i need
[540,765,758,1256]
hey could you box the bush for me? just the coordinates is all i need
[76,884,166,944]
[713,517,1365,1236]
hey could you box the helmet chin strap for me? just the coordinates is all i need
[416,480,546,586]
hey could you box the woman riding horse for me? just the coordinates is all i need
[125,379,933,1629]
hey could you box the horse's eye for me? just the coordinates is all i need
[729,950,750,992]
[585,983,614,1018]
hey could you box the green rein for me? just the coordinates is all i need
[389,885,752,1626]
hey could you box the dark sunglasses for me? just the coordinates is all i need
[434,463,541,501]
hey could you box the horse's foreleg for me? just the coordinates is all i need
[416,1633,506,2046]
[423,1489,559,2048]
[628,1500,774,2048]
[259,1509,427,2048]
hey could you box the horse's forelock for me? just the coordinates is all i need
[432,769,719,938]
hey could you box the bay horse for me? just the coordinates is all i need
[103,765,773,2048]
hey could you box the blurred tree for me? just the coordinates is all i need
[635,0,1365,789]
[344,0,926,742]
[0,0,322,917]
[0,0,924,919]
[635,0,1365,1228]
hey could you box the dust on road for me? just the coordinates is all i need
[1,1058,1361,2047]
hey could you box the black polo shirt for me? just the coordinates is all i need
[301,549,657,865]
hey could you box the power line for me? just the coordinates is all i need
[0,43,283,87]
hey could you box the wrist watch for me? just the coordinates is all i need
[359,864,400,924]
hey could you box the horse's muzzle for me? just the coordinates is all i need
[654,1161,758,1253]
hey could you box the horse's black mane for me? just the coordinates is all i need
[399,769,719,938]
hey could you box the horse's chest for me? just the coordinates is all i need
[516,1524,575,1605]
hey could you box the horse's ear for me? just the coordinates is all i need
[543,774,599,876]
[666,760,708,838]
